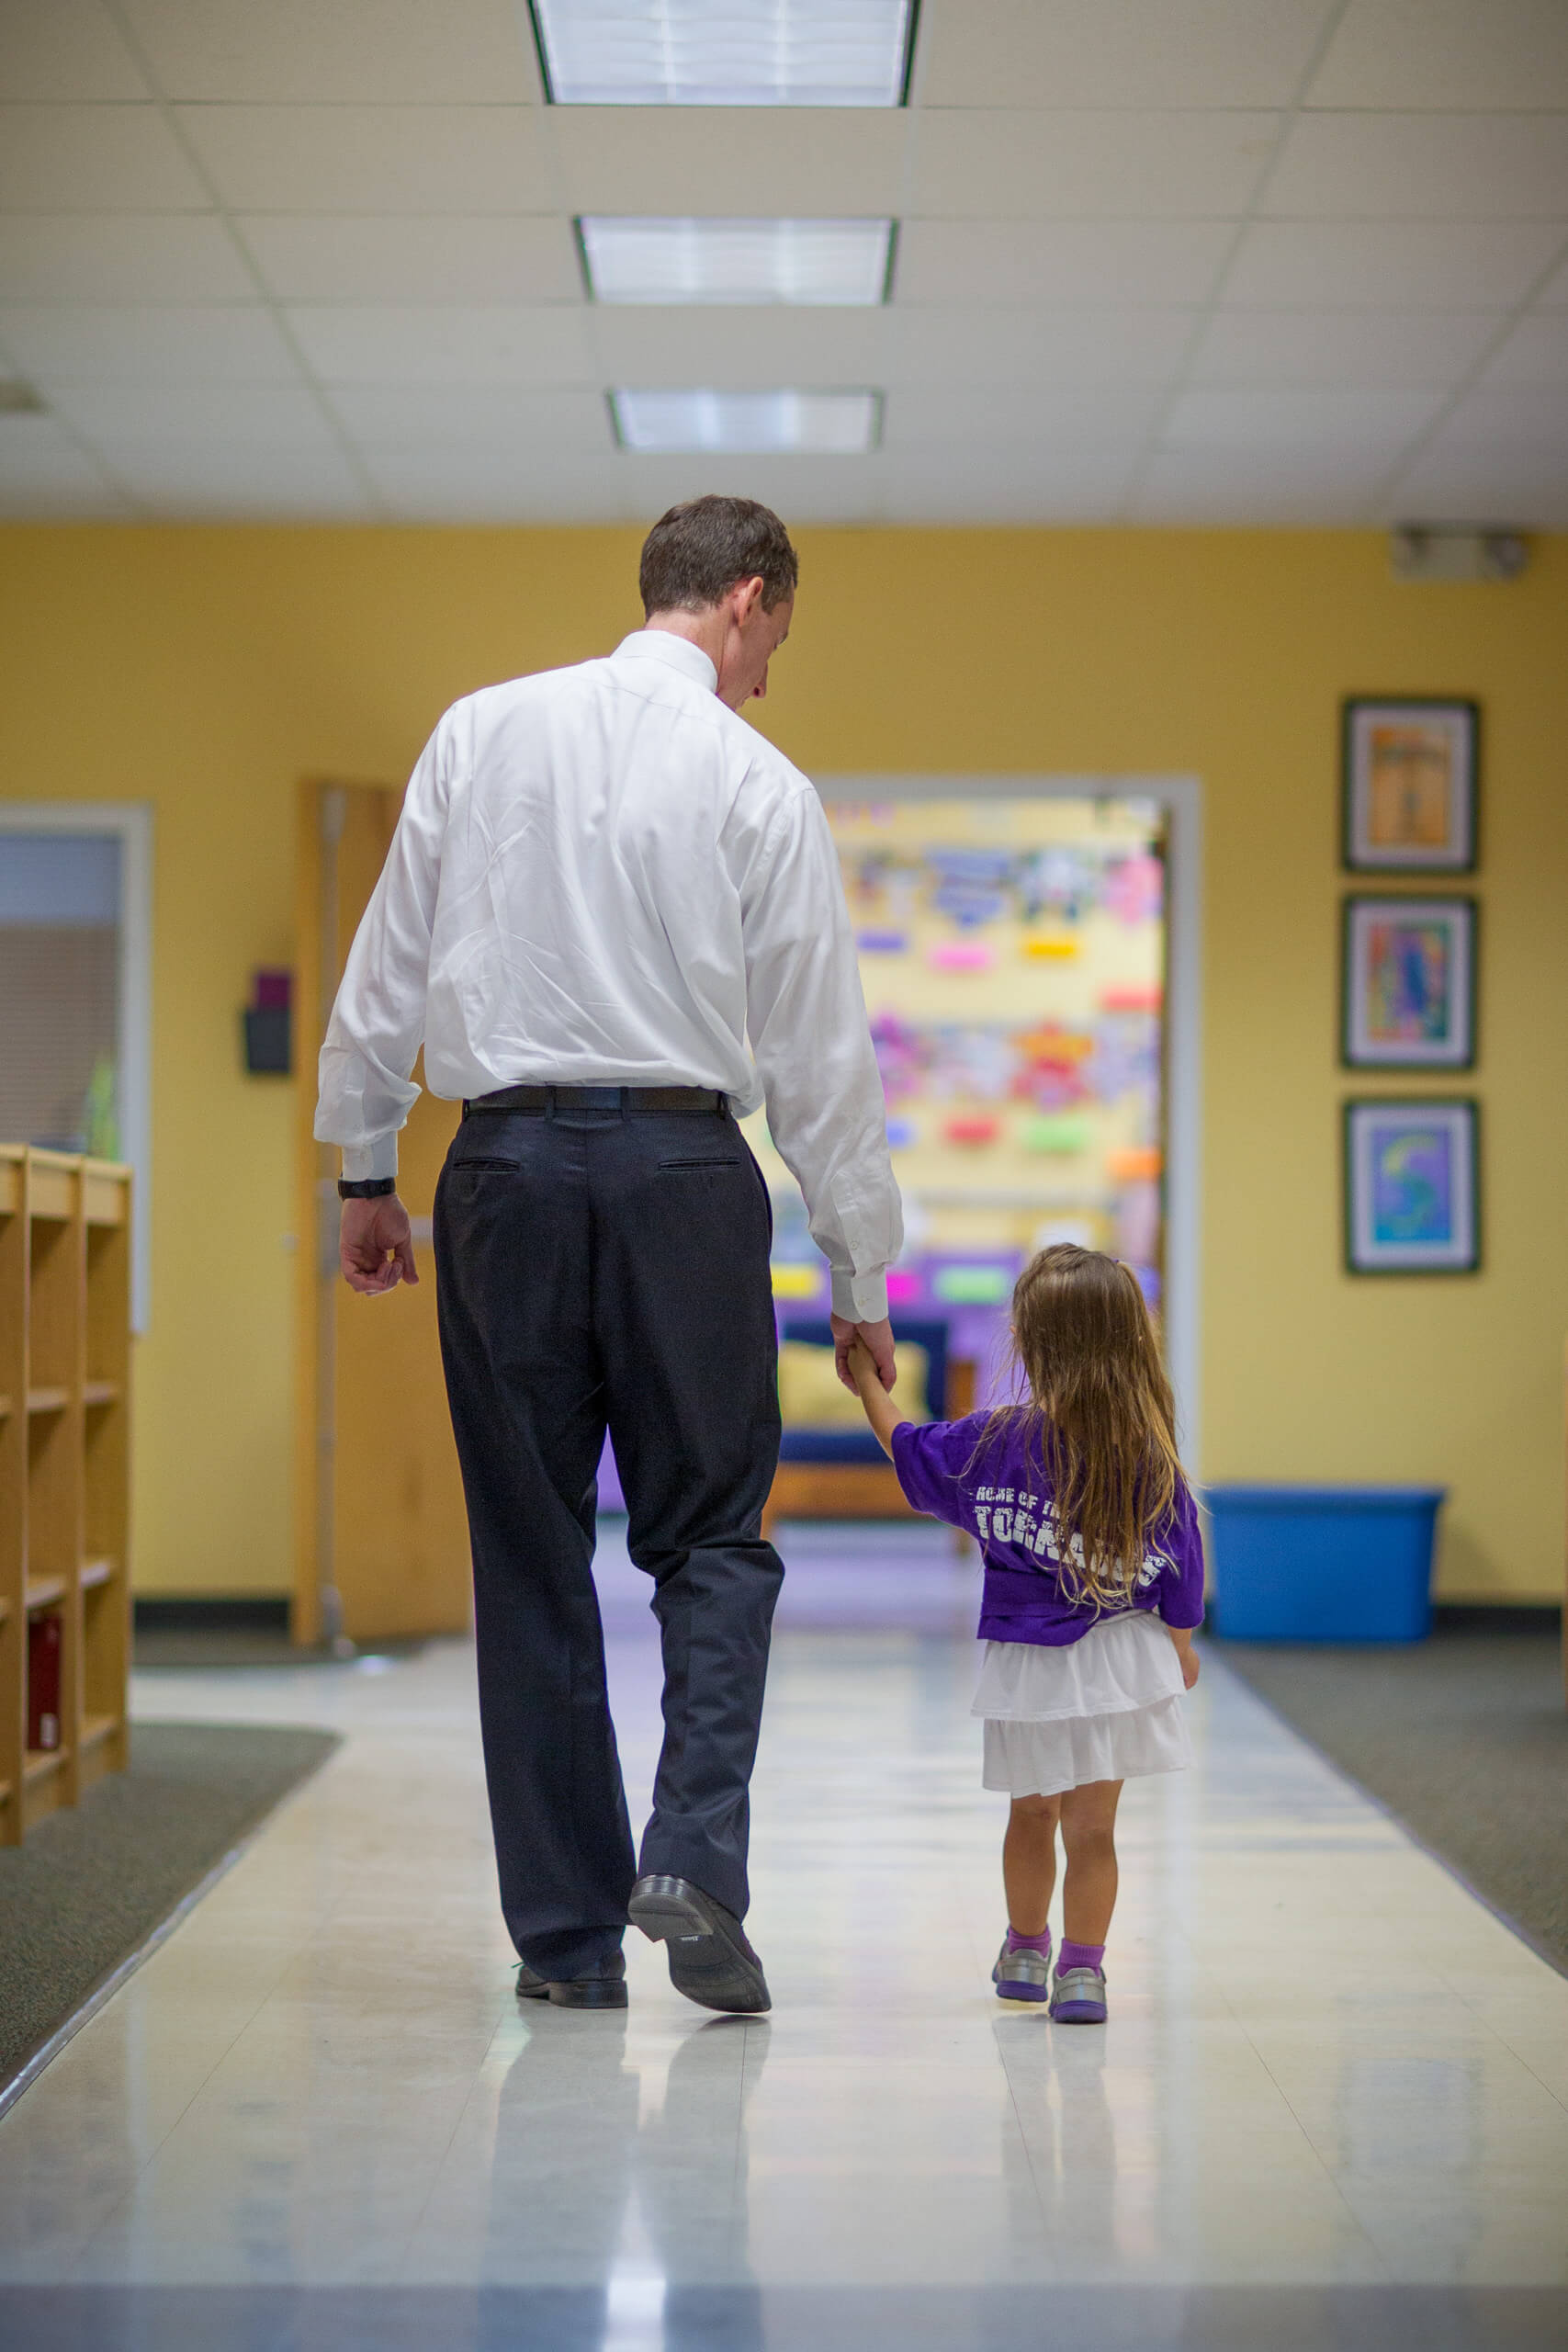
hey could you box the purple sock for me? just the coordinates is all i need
[1059,1939,1104,1973]
[1006,1926,1051,1955]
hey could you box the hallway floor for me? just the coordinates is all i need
[2,1525,1566,2350]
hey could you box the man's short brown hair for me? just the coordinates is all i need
[638,495,799,617]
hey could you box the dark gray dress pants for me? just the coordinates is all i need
[433,1095,784,1980]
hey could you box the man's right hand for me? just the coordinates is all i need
[340,1194,420,1295]
[830,1312,895,1395]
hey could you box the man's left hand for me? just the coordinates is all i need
[830,1312,895,1394]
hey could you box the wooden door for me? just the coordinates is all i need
[293,781,470,1645]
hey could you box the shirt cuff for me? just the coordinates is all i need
[830,1266,889,1323]
[340,1136,398,1184]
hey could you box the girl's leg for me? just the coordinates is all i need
[1057,1780,1122,1947]
[1002,1793,1061,1936]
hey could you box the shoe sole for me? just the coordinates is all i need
[515,1976,627,2010]
[1050,1998,1107,2024]
[994,1976,1051,2004]
[628,1876,771,2015]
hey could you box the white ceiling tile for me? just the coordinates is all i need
[287,304,596,387]
[882,386,1165,444]
[1224,220,1563,309]
[341,387,613,448]
[85,434,373,514]
[119,0,538,103]
[883,307,1195,388]
[1390,438,1568,525]
[551,108,908,216]
[870,449,1141,522]
[0,215,254,303]
[1163,388,1444,448]
[47,382,337,444]
[0,0,147,99]
[585,303,1195,389]
[917,0,1337,108]
[1479,313,1568,388]
[1264,112,1568,220]
[1532,252,1568,306]
[909,110,1279,219]
[590,305,886,382]
[894,220,1233,307]
[1188,307,1503,389]
[0,413,125,510]
[1307,1,1568,110]
[240,216,581,305]
[1427,390,1568,449]
[0,105,209,209]
[1130,446,1393,520]
[0,303,299,384]
[176,105,553,213]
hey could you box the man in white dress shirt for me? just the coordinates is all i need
[316,497,900,2014]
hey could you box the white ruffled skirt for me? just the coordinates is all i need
[974,1610,1192,1798]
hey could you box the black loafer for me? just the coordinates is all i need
[627,1874,771,2014]
[515,1952,627,2010]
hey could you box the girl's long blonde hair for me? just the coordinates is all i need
[978,1244,1183,1611]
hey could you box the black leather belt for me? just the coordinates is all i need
[465,1084,728,1115]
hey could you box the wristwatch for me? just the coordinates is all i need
[337,1176,397,1200]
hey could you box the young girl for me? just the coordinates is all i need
[849,1243,1202,2024]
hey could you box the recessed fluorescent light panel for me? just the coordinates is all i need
[531,0,916,106]
[581,218,893,306]
[611,389,880,454]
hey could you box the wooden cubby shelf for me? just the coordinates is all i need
[1,1147,133,1843]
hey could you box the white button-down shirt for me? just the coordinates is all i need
[315,629,901,1321]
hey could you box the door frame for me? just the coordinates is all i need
[0,801,154,1331]
[817,775,1203,1467]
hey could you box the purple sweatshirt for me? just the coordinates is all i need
[890,1410,1205,1649]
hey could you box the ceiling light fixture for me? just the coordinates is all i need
[531,0,917,107]
[610,388,881,453]
[581,217,895,305]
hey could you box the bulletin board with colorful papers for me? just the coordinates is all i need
[746,796,1168,1404]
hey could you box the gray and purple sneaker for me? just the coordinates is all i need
[992,1933,1053,2003]
[1049,1962,1108,2024]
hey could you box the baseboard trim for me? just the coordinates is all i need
[133,1597,290,1634]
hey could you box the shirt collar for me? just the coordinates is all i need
[613,628,718,695]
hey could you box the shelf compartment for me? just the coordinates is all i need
[84,1381,120,1409]
[80,1556,115,1590]
[28,1386,71,1414]
[80,1712,120,1753]
[23,1746,66,1785]
[25,1576,67,1610]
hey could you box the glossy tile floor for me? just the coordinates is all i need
[3,1523,1566,2351]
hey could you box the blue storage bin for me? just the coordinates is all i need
[1206,1484,1445,1644]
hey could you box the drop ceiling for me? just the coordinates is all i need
[0,0,1564,526]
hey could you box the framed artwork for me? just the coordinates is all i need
[1344,1099,1480,1275]
[1342,698,1478,873]
[1341,895,1476,1070]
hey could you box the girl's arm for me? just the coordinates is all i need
[1165,1622,1200,1690]
[848,1337,905,1459]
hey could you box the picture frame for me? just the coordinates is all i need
[1344,1099,1480,1276]
[1341,698,1479,874]
[1341,895,1476,1071]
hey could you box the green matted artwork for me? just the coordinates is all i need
[1341,698,1479,875]
[1343,1098,1480,1276]
[1340,895,1476,1071]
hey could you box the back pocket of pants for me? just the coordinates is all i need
[659,1157,742,1172]
[452,1157,522,1174]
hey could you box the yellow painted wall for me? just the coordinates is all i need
[1,525,1563,1602]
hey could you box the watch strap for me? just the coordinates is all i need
[337,1175,396,1200]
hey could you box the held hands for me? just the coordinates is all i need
[829,1311,895,1396]
[339,1195,420,1295]
[840,1322,903,1461]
